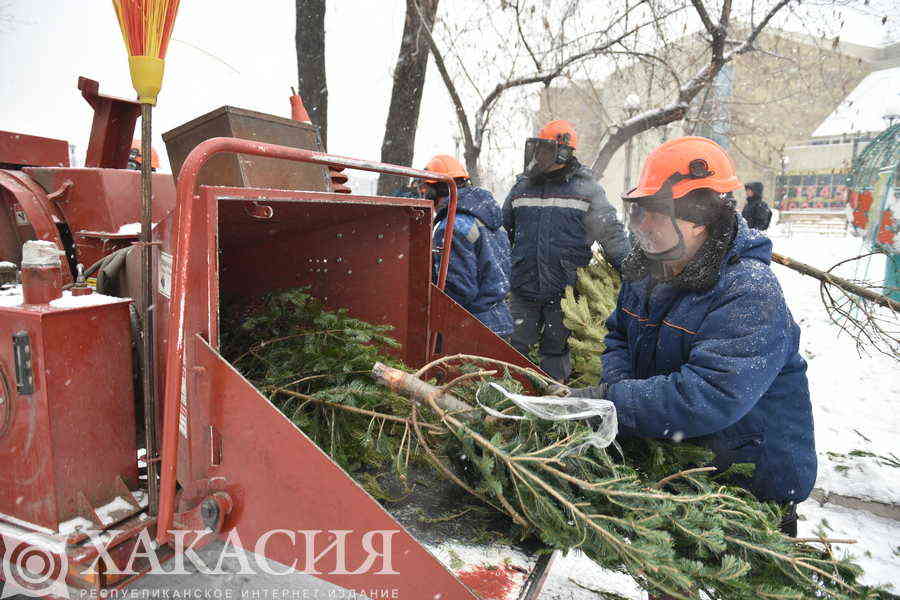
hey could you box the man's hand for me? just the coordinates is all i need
[544,381,571,397]
[567,383,609,399]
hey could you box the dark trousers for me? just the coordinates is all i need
[509,293,572,383]
[779,502,798,537]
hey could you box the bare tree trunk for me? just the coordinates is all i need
[463,145,481,187]
[296,0,328,149]
[378,0,440,196]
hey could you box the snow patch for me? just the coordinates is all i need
[116,222,141,235]
[0,285,23,306]
[426,542,643,599]
[48,290,126,309]
[95,496,137,526]
[799,501,900,590]
[58,516,94,536]
[769,231,900,509]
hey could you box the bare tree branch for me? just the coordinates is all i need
[591,0,794,178]
[420,0,676,180]
[513,0,543,71]
[691,0,717,35]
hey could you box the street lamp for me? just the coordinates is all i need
[623,93,641,226]
[779,154,790,209]
[882,94,900,127]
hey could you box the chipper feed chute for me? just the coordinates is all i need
[150,137,537,598]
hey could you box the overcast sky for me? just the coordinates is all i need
[0,1,896,190]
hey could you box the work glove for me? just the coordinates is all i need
[544,381,571,397]
[567,383,609,400]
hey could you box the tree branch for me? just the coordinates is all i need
[691,0,717,35]
[512,0,542,72]
[474,12,667,147]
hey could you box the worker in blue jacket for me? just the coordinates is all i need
[423,155,514,338]
[503,120,629,382]
[564,137,816,536]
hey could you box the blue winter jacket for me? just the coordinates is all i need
[433,186,514,337]
[602,216,816,503]
[502,161,629,303]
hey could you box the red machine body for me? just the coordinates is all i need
[25,168,175,269]
[0,130,69,170]
[0,288,137,532]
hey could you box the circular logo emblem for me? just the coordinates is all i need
[1,532,70,599]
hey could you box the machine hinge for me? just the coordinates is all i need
[12,331,34,395]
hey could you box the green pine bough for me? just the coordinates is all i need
[220,288,891,600]
[561,251,621,385]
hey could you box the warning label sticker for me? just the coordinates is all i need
[159,251,173,298]
[179,368,189,438]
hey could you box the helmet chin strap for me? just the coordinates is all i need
[636,171,689,264]
[643,218,687,263]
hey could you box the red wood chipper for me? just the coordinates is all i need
[0,77,548,600]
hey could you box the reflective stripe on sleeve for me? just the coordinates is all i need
[511,197,590,211]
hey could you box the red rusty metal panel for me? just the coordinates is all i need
[25,168,176,227]
[195,336,481,600]
[162,186,434,490]
[78,77,142,170]
[211,189,433,365]
[0,297,137,531]
[0,131,69,168]
[23,168,176,269]
[0,170,71,282]
[152,210,176,471]
[428,285,539,373]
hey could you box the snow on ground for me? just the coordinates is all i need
[4,229,888,600]
[768,228,900,507]
[798,502,900,592]
[767,227,900,592]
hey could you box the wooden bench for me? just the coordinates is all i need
[778,210,848,236]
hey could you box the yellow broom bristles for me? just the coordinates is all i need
[112,0,181,59]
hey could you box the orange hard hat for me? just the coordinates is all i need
[537,119,578,149]
[624,136,740,201]
[423,154,468,183]
[130,139,160,169]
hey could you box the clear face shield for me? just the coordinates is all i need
[626,198,687,261]
[418,181,449,203]
[524,138,573,177]
[624,159,716,262]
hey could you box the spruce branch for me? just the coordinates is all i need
[220,288,886,600]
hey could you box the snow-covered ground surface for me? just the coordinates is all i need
[770,228,900,592]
